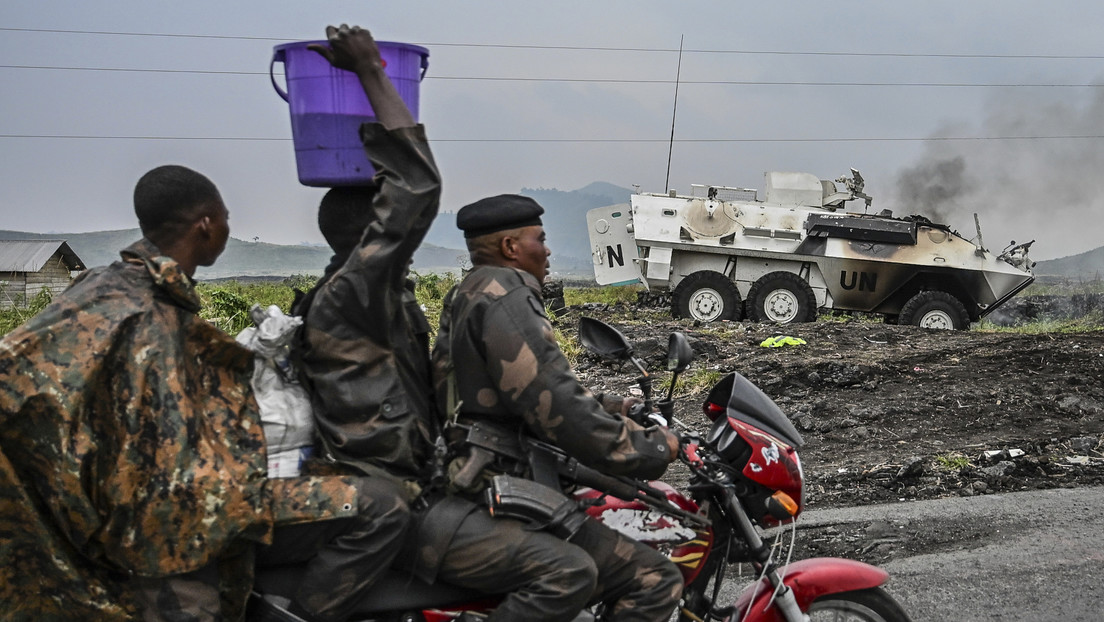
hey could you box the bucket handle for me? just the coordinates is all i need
[420,53,430,81]
[270,48,288,102]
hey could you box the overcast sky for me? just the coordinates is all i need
[3,1,1103,260]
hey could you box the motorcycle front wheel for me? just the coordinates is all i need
[807,587,912,622]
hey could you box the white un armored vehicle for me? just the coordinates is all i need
[586,169,1035,330]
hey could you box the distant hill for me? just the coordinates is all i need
[1034,246,1104,281]
[521,182,634,266]
[422,181,635,272]
[0,228,467,280]
[386,181,631,276]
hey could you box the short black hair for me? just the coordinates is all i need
[133,165,222,244]
[317,185,378,257]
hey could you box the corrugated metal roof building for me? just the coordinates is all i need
[0,240,86,309]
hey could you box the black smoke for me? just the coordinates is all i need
[890,89,1104,259]
[893,156,968,225]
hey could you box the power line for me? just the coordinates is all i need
[0,26,289,42]
[3,27,1104,60]
[0,134,289,141]
[3,64,1103,88]
[429,76,1104,88]
[1,64,265,76]
[3,133,1102,143]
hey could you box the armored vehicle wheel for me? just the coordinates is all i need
[673,271,742,322]
[899,290,970,330]
[746,271,817,324]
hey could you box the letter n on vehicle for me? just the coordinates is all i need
[606,244,625,268]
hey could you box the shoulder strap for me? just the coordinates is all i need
[442,286,465,424]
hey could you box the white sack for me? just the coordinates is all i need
[236,304,316,476]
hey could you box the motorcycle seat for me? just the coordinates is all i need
[253,565,496,613]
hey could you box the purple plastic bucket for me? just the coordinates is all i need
[271,40,429,187]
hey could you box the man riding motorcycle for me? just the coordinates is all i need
[430,194,684,621]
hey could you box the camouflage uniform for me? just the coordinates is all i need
[297,125,623,621]
[299,124,442,482]
[0,239,358,621]
[431,265,684,622]
[294,123,480,594]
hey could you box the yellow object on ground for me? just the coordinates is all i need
[760,335,807,348]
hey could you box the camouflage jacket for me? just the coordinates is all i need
[431,266,674,484]
[299,124,442,482]
[0,239,356,620]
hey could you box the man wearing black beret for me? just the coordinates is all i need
[455,194,545,238]
[430,195,684,622]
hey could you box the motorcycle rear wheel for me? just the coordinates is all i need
[807,587,912,622]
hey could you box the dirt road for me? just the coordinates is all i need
[751,486,1104,620]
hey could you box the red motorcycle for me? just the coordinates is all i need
[250,317,912,622]
[573,317,912,622]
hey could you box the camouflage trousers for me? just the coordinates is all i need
[132,540,256,622]
[432,509,684,622]
[256,476,412,622]
[132,564,221,622]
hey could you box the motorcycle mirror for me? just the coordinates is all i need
[578,316,634,361]
[666,332,693,373]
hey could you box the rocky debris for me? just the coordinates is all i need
[541,280,566,312]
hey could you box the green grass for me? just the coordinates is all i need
[816,310,884,324]
[934,453,972,471]
[551,311,584,366]
[696,322,746,340]
[564,284,644,306]
[976,313,1104,335]
[658,367,723,397]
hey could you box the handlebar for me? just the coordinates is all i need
[528,438,710,527]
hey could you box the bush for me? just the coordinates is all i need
[413,271,459,342]
[0,286,52,335]
[197,279,311,335]
[283,274,318,293]
[199,287,255,335]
